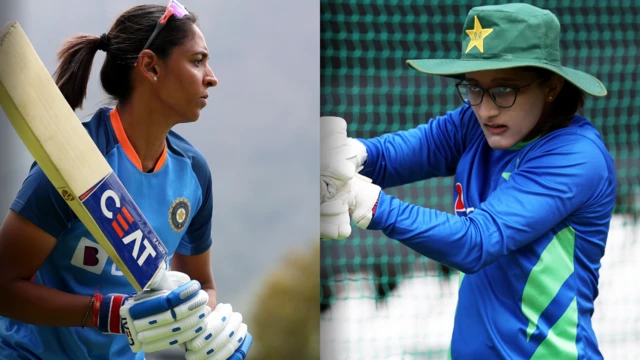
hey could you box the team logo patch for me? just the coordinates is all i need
[454,183,475,217]
[169,197,191,232]
[465,16,493,53]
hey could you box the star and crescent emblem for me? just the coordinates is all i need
[465,16,494,53]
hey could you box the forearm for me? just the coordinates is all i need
[368,191,491,274]
[0,279,95,328]
[358,108,473,188]
[359,136,429,188]
[359,130,457,189]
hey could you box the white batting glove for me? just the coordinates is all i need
[99,271,211,353]
[320,116,367,240]
[321,193,353,240]
[348,175,382,229]
[320,116,367,203]
[183,303,248,360]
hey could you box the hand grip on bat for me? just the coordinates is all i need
[128,279,201,320]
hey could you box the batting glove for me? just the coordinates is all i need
[321,192,352,240]
[183,303,250,360]
[348,175,382,229]
[320,116,367,203]
[94,271,211,354]
[320,116,367,240]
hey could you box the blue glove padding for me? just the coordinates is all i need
[119,275,211,353]
[128,280,201,320]
[228,333,253,360]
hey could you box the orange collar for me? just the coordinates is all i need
[109,108,167,173]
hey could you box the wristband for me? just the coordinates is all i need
[94,293,129,334]
[371,195,380,217]
[81,294,95,329]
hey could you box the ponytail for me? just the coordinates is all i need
[53,34,104,111]
[53,4,198,111]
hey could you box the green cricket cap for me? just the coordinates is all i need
[406,3,607,96]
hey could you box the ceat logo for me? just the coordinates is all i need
[100,190,157,266]
[454,183,474,216]
[121,317,135,346]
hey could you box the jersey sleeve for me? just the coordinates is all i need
[366,133,615,274]
[10,163,76,238]
[175,161,213,256]
[359,105,477,189]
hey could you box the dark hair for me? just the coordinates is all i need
[53,5,198,110]
[525,67,586,135]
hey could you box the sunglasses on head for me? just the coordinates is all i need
[135,0,189,66]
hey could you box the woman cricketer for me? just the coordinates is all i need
[0,2,250,359]
[321,3,616,359]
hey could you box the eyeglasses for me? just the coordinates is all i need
[135,0,189,66]
[455,78,545,108]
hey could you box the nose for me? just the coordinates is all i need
[204,64,218,88]
[477,92,500,120]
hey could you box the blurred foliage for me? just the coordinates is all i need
[249,242,320,360]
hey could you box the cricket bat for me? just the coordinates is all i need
[0,21,168,292]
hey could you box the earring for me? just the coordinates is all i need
[153,76,158,81]
[548,96,553,100]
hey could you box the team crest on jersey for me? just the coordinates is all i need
[169,197,191,232]
[454,183,474,216]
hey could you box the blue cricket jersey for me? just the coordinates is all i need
[359,105,616,359]
[0,107,213,360]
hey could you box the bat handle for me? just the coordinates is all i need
[146,268,179,291]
